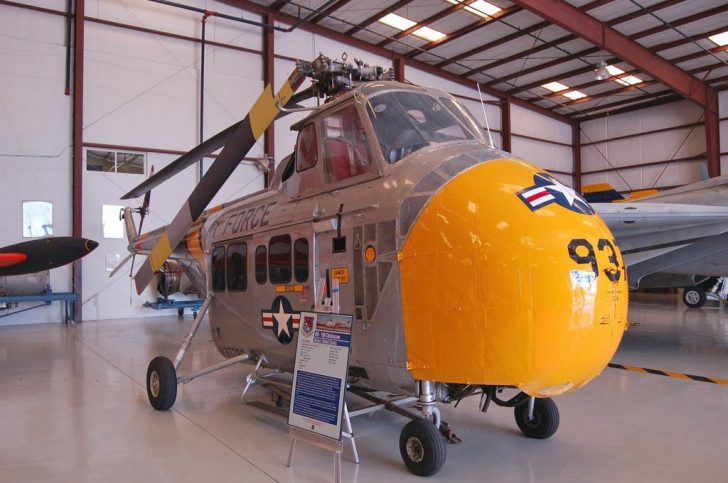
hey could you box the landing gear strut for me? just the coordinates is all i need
[145,295,254,411]
[392,383,561,477]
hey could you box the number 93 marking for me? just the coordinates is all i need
[568,239,622,282]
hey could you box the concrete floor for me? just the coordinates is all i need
[1,293,727,482]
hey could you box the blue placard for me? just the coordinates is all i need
[288,312,353,440]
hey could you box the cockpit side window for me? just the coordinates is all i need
[321,104,372,183]
[367,91,475,164]
[281,155,295,183]
[296,123,318,172]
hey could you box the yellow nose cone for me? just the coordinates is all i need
[399,159,628,396]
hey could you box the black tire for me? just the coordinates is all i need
[147,356,177,410]
[682,286,706,308]
[399,419,447,477]
[514,398,559,439]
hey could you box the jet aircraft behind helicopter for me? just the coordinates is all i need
[121,54,628,476]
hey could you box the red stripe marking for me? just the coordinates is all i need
[526,190,549,203]
[0,253,27,268]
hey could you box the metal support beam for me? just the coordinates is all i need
[393,56,405,82]
[263,12,275,187]
[572,123,581,192]
[705,90,721,178]
[72,0,84,321]
[509,0,716,110]
[501,96,511,152]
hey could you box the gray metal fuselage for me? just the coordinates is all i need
[593,175,728,288]
[197,83,505,394]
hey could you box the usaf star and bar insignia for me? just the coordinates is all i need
[261,296,301,345]
[517,173,594,215]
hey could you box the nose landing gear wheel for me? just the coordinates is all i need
[147,356,177,410]
[514,397,559,439]
[399,419,446,476]
[682,286,706,308]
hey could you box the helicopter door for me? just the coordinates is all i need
[312,214,353,314]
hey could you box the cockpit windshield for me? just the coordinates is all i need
[366,91,483,164]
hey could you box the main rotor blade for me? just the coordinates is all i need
[133,68,308,294]
[120,91,313,201]
[121,124,239,200]
[0,237,99,276]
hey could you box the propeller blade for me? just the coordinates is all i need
[131,165,155,277]
[133,67,308,294]
[137,165,155,235]
[0,237,99,276]
[110,253,134,278]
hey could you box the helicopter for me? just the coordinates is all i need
[120,54,628,476]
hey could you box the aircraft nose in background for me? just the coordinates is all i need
[398,158,629,396]
[85,239,99,253]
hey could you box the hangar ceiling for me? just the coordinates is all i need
[231,0,728,122]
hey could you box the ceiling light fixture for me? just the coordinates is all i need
[564,90,587,100]
[413,26,446,42]
[378,13,416,31]
[708,31,728,46]
[542,81,569,92]
[594,59,610,81]
[378,12,446,42]
[446,0,502,18]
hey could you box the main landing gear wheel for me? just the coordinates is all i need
[683,286,707,308]
[147,356,177,410]
[514,398,559,439]
[399,419,447,477]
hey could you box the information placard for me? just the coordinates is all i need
[288,312,353,440]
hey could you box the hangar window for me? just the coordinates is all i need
[86,149,145,174]
[226,243,247,292]
[322,104,372,183]
[293,238,309,283]
[211,246,226,292]
[269,235,292,284]
[296,123,318,172]
[22,201,53,238]
[102,205,124,239]
[255,245,267,284]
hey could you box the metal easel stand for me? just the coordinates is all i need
[287,403,358,483]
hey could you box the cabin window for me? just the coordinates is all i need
[269,235,292,284]
[293,238,309,283]
[322,104,372,183]
[212,246,226,292]
[226,243,247,292]
[296,123,318,172]
[255,245,267,284]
